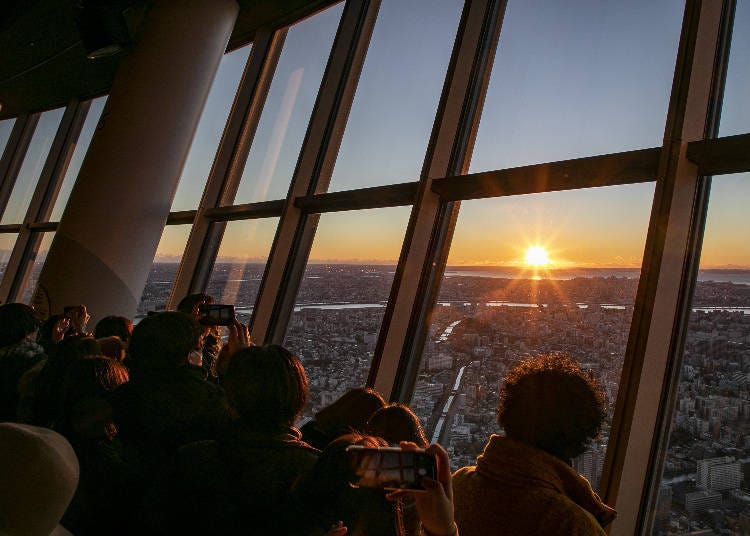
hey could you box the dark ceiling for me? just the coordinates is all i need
[0,0,338,120]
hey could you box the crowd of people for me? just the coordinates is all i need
[0,294,616,535]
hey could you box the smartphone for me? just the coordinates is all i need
[198,304,236,326]
[345,445,437,491]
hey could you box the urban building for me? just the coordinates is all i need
[0,1,748,534]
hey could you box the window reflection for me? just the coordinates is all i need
[206,218,279,325]
[233,4,343,205]
[411,183,655,484]
[1,108,65,225]
[171,45,252,211]
[0,119,15,157]
[283,207,410,422]
[49,97,107,222]
[0,233,17,281]
[136,225,191,317]
[19,232,55,304]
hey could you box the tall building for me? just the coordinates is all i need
[697,457,743,491]
[0,1,747,534]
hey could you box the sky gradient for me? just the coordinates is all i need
[1,0,746,269]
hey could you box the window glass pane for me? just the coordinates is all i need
[1,108,65,224]
[283,207,410,421]
[0,119,15,155]
[206,218,279,325]
[719,0,750,137]
[326,0,463,192]
[651,173,750,535]
[470,0,683,173]
[136,225,191,318]
[19,232,55,304]
[49,96,107,221]
[233,4,343,204]
[410,183,655,484]
[171,45,252,211]
[0,233,18,281]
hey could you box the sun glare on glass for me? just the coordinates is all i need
[524,245,551,267]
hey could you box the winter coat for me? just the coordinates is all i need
[453,435,616,535]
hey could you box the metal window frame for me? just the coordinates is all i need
[600,1,734,534]
[249,0,382,344]
[2,1,745,533]
[168,30,287,307]
[0,101,89,303]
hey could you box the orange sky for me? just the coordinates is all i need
[151,177,749,269]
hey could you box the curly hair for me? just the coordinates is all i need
[497,353,606,461]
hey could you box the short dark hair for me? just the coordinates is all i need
[94,316,133,342]
[315,387,386,436]
[128,312,201,373]
[497,353,606,461]
[0,303,39,348]
[367,404,428,447]
[223,345,307,431]
[176,293,214,315]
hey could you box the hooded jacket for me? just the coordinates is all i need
[452,435,616,535]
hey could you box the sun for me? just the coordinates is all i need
[524,245,551,267]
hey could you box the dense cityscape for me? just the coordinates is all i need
[122,262,750,533]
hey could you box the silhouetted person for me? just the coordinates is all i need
[111,312,229,502]
[21,337,102,427]
[293,433,404,536]
[367,404,428,535]
[301,387,386,450]
[94,315,133,348]
[56,356,133,535]
[367,404,428,448]
[177,293,221,380]
[0,303,45,422]
[452,353,616,535]
[143,345,317,534]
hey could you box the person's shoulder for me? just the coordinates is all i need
[539,494,607,535]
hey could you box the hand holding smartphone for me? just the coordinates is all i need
[345,445,438,491]
[197,304,236,326]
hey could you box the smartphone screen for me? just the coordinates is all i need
[198,304,235,326]
[346,446,437,490]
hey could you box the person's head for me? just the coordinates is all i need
[0,423,79,536]
[96,336,126,361]
[497,353,606,461]
[176,293,214,317]
[316,387,386,436]
[293,433,388,533]
[222,345,307,432]
[128,312,202,373]
[63,304,90,334]
[94,315,133,345]
[367,404,428,447]
[59,355,129,440]
[50,335,101,363]
[0,303,39,348]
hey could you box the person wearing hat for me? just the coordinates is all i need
[0,422,80,535]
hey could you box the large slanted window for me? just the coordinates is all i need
[283,207,410,420]
[137,225,191,317]
[411,184,656,478]
[206,218,279,325]
[649,173,750,534]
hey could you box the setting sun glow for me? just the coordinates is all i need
[524,246,551,267]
